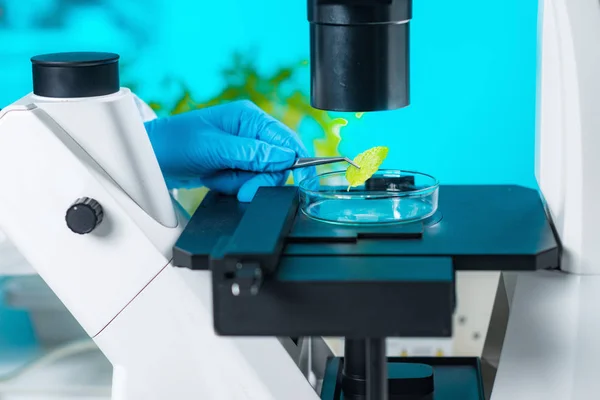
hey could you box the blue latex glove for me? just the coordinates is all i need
[145,100,315,202]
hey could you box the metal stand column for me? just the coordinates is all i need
[366,338,387,400]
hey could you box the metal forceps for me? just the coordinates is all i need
[290,157,360,170]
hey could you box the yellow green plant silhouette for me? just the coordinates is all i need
[148,52,354,214]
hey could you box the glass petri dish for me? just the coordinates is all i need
[298,169,439,225]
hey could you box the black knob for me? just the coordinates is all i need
[66,197,104,234]
[31,52,120,98]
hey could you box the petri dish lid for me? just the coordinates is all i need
[298,169,439,226]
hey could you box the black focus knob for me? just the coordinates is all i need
[66,197,104,234]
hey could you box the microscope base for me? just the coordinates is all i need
[321,357,484,400]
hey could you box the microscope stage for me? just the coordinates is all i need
[176,184,558,271]
[173,183,559,338]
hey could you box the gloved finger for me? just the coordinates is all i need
[234,103,318,182]
[193,101,317,182]
[237,172,289,202]
[203,100,312,159]
[242,103,311,157]
[292,167,315,186]
[199,170,258,195]
[187,131,297,173]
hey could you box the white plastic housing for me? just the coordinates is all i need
[535,0,600,275]
[0,229,34,275]
[0,93,317,400]
[95,267,319,400]
[12,89,176,229]
[0,104,181,336]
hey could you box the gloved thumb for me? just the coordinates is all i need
[237,172,289,202]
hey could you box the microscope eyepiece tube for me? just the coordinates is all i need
[308,0,412,112]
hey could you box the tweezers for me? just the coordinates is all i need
[290,157,360,169]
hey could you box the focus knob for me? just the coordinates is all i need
[66,197,104,234]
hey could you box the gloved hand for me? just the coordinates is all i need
[144,100,315,202]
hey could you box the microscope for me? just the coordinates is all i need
[0,0,599,399]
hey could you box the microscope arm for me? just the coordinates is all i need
[0,87,318,399]
[0,93,161,277]
[0,100,180,336]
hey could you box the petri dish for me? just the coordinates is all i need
[298,169,439,225]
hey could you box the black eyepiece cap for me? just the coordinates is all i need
[31,52,120,98]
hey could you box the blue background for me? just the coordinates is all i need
[0,0,539,353]
[0,0,539,187]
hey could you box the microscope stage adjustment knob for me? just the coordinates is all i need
[65,197,104,235]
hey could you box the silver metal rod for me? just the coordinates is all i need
[290,157,360,169]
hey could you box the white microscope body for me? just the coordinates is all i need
[0,81,318,398]
[491,0,600,399]
[0,0,599,398]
